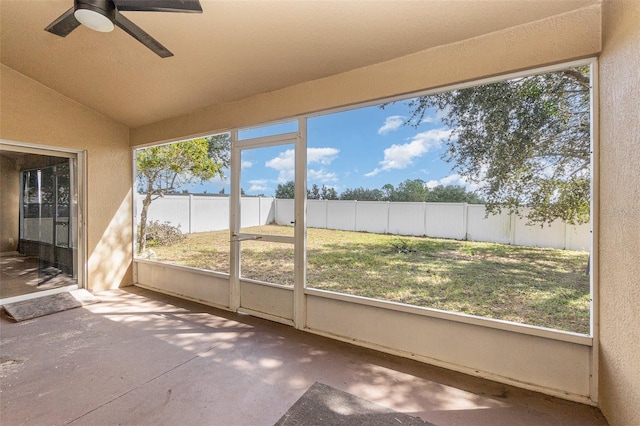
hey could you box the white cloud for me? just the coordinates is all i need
[417,115,436,125]
[366,128,452,176]
[248,179,268,193]
[378,115,405,135]
[440,174,464,186]
[265,149,295,182]
[241,160,253,169]
[307,147,339,164]
[266,147,339,182]
[308,169,338,182]
[426,173,480,192]
[265,149,294,171]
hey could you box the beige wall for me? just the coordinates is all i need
[599,1,640,424]
[0,154,19,252]
[0,65,133,291]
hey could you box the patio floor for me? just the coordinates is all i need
[0,286,607,425]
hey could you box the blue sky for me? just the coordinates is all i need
[188,100,474,196]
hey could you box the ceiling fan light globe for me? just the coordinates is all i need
[74,8,114,32]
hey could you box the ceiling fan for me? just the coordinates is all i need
[45,0,202,58]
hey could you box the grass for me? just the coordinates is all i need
[149,224,591,334]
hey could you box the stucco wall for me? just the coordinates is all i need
[599,1,640,424]
[0,64,133,291]
[0,154,19,252]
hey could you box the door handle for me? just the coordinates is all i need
[231,234,263,242]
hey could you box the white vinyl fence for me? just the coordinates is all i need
[136,195,590,251]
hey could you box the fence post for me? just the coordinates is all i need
[423,202,427,237]
[274,198,278,225]
[188,194,193,234]
[353,200,357,231]
[386,201,390,234]
[509,212,517,245]
[463,203,469,240]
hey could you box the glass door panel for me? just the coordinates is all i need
[236,143,296,285]
[239,143,295,238]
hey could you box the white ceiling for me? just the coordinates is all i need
[1,0,599,128]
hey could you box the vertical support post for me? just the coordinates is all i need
[70,157,79,282]
[78,151,87,288]
[229,130,241,312]
[588,59,599,403]
[294,118,307,329]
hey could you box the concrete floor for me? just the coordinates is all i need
[0,254,76,300]
[0,286,608,426]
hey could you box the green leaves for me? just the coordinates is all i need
[275,181,295,198]
[135,134,230,253]
[404,66,591,225]
[136,135,229,196]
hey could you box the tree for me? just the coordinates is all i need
[136,135,229,253]
[321,185,338,200]
[277,181,338,200]
[394,179,428,202]
[308,184,321,200]
[340,187,384,201]
[401,66,590,225]
[425,185,485,204]
[381,183,396,201]
[275,181,296,199]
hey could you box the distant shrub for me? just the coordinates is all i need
[145,221,185,247]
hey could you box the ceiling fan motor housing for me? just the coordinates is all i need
[75,0,116,22]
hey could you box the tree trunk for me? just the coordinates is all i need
[137,192,153,254]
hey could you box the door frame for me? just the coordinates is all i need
[0,140,86,304]
[229,119,307,328]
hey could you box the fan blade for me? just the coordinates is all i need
[113,0,202,13]
[114,12,173,57]
[45,7,81,37]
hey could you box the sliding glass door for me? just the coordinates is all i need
[0,143,83,303]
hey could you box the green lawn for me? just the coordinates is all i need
[149,225,591,334]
